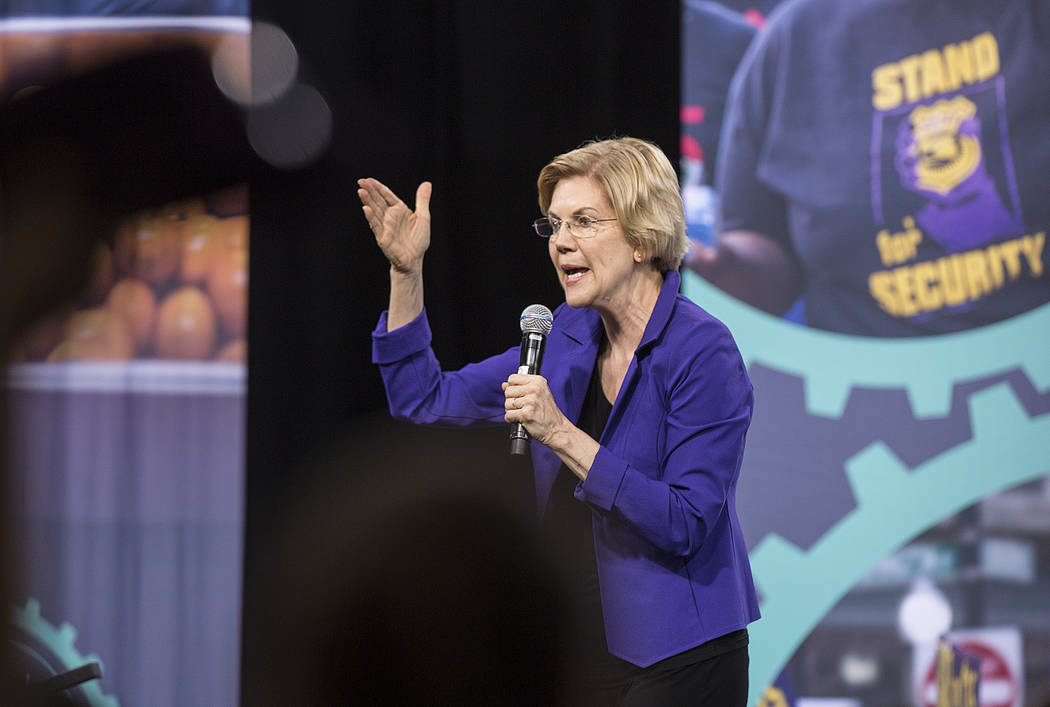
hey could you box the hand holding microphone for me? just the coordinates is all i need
[506,304,553,455]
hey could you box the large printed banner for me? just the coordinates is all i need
[2,5,248,706]
[682,2,1050,705]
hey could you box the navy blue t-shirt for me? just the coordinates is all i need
[717,0,1050,336]
[682,1,757,187]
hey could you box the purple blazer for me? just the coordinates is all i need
[372,270,760,667]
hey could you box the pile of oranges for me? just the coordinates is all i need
[15,187,248,364]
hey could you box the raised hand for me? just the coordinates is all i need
[357,178,432,275]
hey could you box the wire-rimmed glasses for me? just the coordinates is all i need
[532,215,617,239]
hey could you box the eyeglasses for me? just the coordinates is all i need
[532,215,617,239]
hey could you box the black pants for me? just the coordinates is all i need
[560,636,749,707]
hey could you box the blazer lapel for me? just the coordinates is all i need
[602,270,680,439]
[532,307,601,518]
[552,308,602,425]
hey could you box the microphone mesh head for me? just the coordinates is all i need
[519,304,553,335]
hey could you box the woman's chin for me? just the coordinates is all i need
[562,289,591,309]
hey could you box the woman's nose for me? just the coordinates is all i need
[553,232,576,251]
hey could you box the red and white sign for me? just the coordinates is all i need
[913,626,1024,707]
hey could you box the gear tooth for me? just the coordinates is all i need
[1021,353,1050,395]
[969,383,1029,442]
[749,533,806,596]
[844,441,910,509]
[11,600,123,707]
[11,598,43,631]
[803,376,852,417]
[904,379,953,419]
[58,622,78,645]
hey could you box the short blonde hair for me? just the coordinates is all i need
[537,137,688,272]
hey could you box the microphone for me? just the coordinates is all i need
[510,304,553,456]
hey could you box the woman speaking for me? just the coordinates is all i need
[359,137,759,706]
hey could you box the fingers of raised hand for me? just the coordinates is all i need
[357,178,402,221]
[371,178,401,207]
[359,202,380,234]
[414,181,432,218]
[357,190,383,231]
[356,177,397,204]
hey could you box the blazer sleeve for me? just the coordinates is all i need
[372,308,517,426]
[575,324,752,558]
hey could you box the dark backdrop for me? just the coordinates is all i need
[242,3,678,701]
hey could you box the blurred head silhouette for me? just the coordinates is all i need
[255,419,568,706]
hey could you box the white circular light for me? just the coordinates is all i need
[250,21,299,105]
[898,579,952,644]
[214,21,299,106]
[840,652,879,687]
[246,83,332,169]
[211,32,251,105]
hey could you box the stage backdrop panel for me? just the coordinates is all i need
[3,7,249,706]
[681,2,1050,704]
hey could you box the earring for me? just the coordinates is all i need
[634,251,643,262]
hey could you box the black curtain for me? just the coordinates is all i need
[242,3,678,702]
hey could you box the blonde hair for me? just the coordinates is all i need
[537,137,688,272]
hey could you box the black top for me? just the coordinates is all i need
[541,356,619,681]
[542,357,610,578]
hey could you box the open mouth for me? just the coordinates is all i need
[563,266,589,283]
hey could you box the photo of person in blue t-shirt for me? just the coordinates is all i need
[686,0,1050,336]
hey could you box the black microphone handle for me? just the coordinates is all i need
[510,332,546,456]
[509,434,530,456]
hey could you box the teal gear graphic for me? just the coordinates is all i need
[10,598,120,707]
[681,272,1050,703]
[683,272,1050,419]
